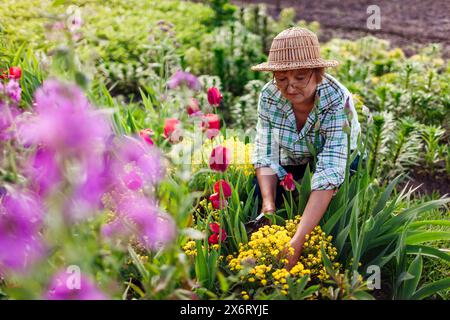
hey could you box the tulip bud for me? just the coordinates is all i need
[207,87,223,107]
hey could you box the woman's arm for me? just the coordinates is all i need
[286,189,335,269]
[256,167,278,213]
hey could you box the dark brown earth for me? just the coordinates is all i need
[402,167,450,198]
[231,0,450,58]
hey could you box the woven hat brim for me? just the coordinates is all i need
[251,59,339,72]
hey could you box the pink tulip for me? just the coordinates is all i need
[209,145,229,172]
[163,118,182,143]
[187,98,201,116]
[202,113,220,130]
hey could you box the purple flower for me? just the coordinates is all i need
[26,148,62,196]
[167,70,200,91]
[0,100,21,141]
[18,80,111,157]
[45,270,107,300]
[112,136,165,190]
[6,80,21,103]
[63,156,112,222]
[0,190,45,273]
[34,79,90,113]
[102,193,176,251]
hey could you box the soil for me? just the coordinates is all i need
[231,0,450,58]
[399,167,450,197]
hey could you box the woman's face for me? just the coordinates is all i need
[273,69,318,106]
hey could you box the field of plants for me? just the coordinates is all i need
[0,0,449,300]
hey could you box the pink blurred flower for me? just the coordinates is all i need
[26,147,62,196]
[18,80,111,157]
[167,70,200,91]
[0,190,46,273]
[0,100,21,141]
[102,193,176,250]
[6,80,21,103]
[139,128,154,146]
[209,145,229,172]
[207,87,222,106]
[112,136,165,189]
[45,270,107,300]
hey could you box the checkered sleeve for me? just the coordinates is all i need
[253,91,287,179]
[311,101,348,191]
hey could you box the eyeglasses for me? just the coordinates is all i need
[272,70,313,91]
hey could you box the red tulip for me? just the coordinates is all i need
[208,222,227,244]
[209,222,221,233]
[163,118,182,142]
[187,97,201,116]
[139,128,154,146]
[209,145,229,172]
[213,179,232,198]
[9,66,22,80]
[207,87,222,106]
[209,192,228,210]
[202,113,220,130]
[280,173,295,191]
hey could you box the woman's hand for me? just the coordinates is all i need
[285,238,303,270]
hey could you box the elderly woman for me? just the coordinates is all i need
[250,27,361,269]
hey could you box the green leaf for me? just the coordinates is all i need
[411,277,450,300]
[352,291,375,300]
[217,271,229,293]
[126,109,138,133]
[406,231,450,245]
[405,245,450,262]
[401,253,422,299]
[409,220,450,228]
[323,205,346,234]
[127,245,149,281]
[297,164,311,214]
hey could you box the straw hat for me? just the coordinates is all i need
[251,27,339,72]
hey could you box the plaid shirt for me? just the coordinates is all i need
[253,73,361,191]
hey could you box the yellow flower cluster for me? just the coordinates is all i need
[194,198,219,222]
[182,240,221,259]
[228,215,340,299]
